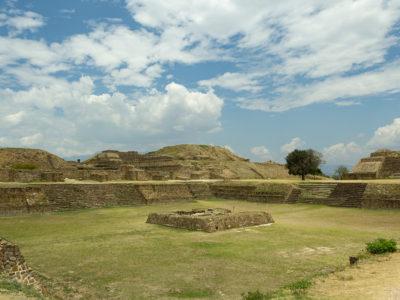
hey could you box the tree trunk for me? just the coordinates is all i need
[301,174,305,181]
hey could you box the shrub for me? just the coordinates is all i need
[241,290,271,300]
[11,163,37,170]
[366,238,397,254]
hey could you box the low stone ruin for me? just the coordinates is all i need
[0,238,45,294]
[146,208,274,232]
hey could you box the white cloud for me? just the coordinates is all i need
[2,111,25,127]
[0,0,399,156]
[239,61,400,112]
[273,0,400,78]
[368,118,400,148]
[0,79,223,156]
[281,137,306,155]
[128,0,400,112]
[20,133,43,146]
[126,0,272,45]
[127,0,400,78]
[198,72,262,93]
[250,146,272,161]
[0,11,45,35]
[322,142,363,164]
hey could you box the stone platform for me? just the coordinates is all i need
[146,208,274,232]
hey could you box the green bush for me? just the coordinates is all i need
[11,163,37,170]
[366,238,397,254]
[241,290,271,300]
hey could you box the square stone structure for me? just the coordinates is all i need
[146,208,274,232]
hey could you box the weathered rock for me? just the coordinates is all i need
[0,238,45,294]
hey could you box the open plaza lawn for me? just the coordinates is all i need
[1,200,400,299]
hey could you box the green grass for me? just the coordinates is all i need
[1,200,400,299]
[11,163,37,170]
[0,275,43,299]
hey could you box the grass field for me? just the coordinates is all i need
[1,200,400,299]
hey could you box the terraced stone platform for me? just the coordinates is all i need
[146,208,274,232]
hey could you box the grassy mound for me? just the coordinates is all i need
[0,148,70,170]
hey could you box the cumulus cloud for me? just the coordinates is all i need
[322,142,363,164]
[0,22,220,89]
[281,137,306,155]
[368,118,400,148]
[250,146,272,161]
[0,79,223,156]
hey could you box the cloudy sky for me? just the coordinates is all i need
[0,0,400,166]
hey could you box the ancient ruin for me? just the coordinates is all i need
[346,149,400,179]
[146,208,274,232]
[0,238,45,294]
[0,145,291,183]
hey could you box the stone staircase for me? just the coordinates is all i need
[327,183,367,208]
[285,188,302,203]
[296,182,338,204]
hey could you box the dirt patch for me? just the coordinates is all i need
[309,252,400,299]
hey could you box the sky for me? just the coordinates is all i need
[0,0,400,168]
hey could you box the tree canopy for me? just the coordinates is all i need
[333,165,349,180]
[285,149,323,180]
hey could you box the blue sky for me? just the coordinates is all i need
[0,0,400,167]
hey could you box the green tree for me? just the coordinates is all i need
[285,149,323,180]
[333,165,349,180]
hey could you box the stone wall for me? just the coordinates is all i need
[379,157,400,178]
[0,169,63,183]
[62,167,149,182]
[0,182,212,214]
[0,238,44,294]
[0,187,49,214]
[1,181,400,214]
[0,165,150,183]
[210,182,294,203]
[362,184,400,209]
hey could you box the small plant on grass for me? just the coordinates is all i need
[286,279,312,297]
[366,238,397,254]
[0,276,42,298]
[241,290,271,300]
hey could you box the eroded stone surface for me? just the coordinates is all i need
[0,238,45,294]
